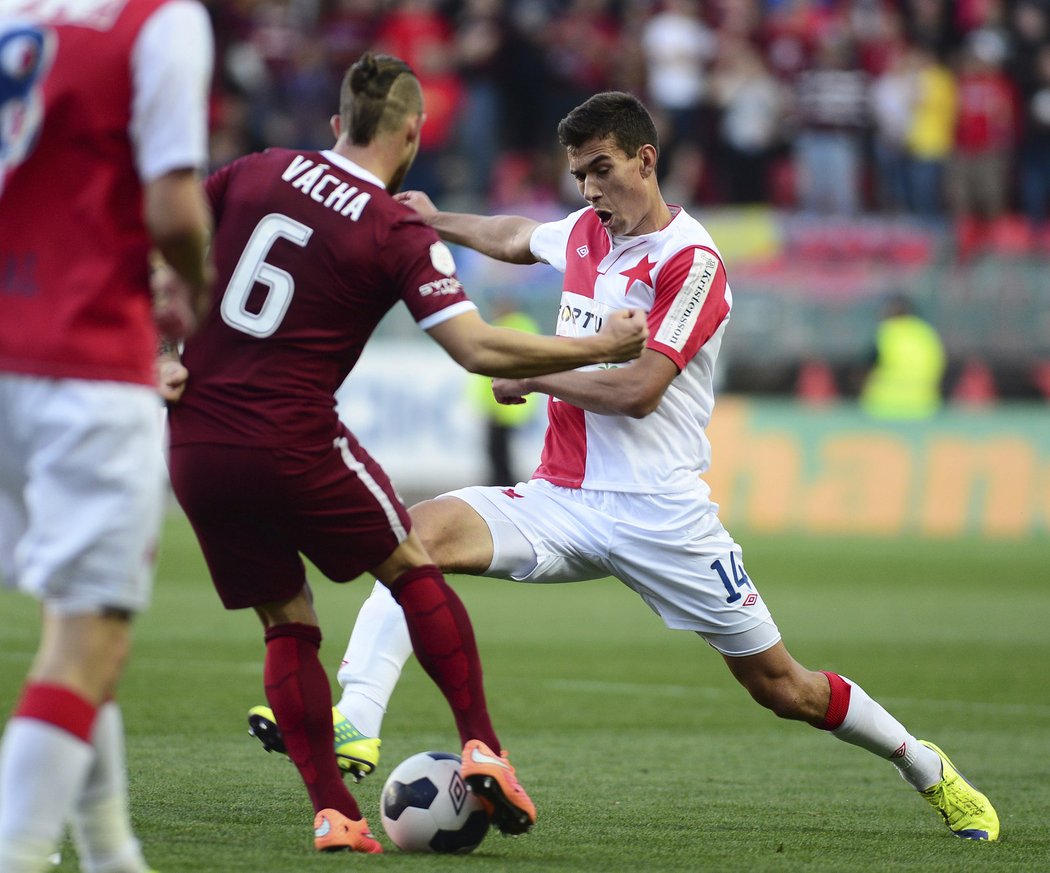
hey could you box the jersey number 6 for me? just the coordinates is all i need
[220,212,313,338]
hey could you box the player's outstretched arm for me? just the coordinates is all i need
[396,190,540,264]
[494,349,679,419]
[427,308,648,378]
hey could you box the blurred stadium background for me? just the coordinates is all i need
[204,0,1048,538]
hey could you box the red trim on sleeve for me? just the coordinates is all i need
[647,245,729,370]
[15,682,98,744]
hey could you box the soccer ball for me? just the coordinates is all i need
[380,751,490,853]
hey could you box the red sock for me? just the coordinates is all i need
[15,682,97,743]
[819,671,852,731]
[388,566,499,750]
[264,623,360,819]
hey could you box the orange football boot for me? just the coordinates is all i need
[461,739,536,836]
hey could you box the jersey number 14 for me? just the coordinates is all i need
[711,553,755,605]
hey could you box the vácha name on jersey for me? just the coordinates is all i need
[281,155,371,221]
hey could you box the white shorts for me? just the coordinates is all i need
[0,375,165,615]
[443,479,781,657]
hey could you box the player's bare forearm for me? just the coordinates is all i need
[471,331,635,377]
[145,169,214,318]
[395,191,539,264]
[432,213,539,264]
[430,310,646,379]
[501,349,677,418]
[152,260,203,343]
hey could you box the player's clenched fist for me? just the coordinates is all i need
[597,308,648,362]
[394,190,438,221]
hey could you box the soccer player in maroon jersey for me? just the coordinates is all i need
[0,2,213,871]
[165,53,647,854]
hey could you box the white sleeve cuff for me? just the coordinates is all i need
[130,1,214,181]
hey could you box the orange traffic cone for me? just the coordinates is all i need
[952,359,997,406]
[796,360,838,406]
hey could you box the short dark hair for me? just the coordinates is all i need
[339,52,421,145]
[556,92,659,159]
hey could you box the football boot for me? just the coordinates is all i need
[918,740,1000,841]
[460,739,536,836]
[313,809,382,853]
[247,704,380,782]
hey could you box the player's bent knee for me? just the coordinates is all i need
[253,587,318,629]
[408,495,493,573]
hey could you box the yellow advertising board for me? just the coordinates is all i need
[705,398,1049,539]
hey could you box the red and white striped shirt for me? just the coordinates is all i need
[529,205,731,494]
[0,0,212,385]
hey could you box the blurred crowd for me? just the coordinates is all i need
[203,0,1050,251]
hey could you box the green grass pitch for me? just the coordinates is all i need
[2,510,1048,872]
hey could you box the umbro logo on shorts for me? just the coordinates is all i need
[742,593,758,607]
[576,245,589,257]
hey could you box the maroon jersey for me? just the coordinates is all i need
[169,148,476,448]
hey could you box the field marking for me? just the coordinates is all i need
[546,678,716,700]
[543,678,1050,717]
[130,656,262,674]
[3,650,1048,717]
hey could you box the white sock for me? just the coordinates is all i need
[72,702,149,873]
[0,717,94,873]
[335,580,413,738]
[830,675,942,791]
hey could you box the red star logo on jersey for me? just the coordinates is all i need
[620,254,656,295]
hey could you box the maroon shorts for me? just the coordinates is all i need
[168,427,411,609]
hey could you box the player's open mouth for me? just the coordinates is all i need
[595,209,613,226]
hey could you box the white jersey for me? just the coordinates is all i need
[528,205,731,494]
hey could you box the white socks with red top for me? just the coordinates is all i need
[0,686,149,873]
[0,683,97,872]
[73,701,150,873]
[821,672,942,791]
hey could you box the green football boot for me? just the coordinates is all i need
[248,704,380,782]
[918,740,999,841]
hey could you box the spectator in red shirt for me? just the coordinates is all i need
[946,36,1017,227]
[376,0,464,198]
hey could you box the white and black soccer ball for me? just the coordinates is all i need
[380,751,490,853]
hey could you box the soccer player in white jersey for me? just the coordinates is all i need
[0,2,213,871]
[250,91,1000,842]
